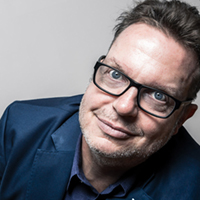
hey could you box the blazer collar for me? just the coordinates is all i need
[51,111,81,151]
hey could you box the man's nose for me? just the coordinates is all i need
[112,87,138,117]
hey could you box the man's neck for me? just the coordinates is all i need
[81,136,144,193]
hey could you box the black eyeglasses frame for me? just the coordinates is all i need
[93,55,192,119]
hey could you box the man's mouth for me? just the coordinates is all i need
[96,116,136,140]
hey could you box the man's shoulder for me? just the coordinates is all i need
[10,94,83,110]
[1,94,83,133]
[5,94,83,116]
[156,127,200,172]
[168,126,200,160]
[0,95,82,151]
[143,127,200,198]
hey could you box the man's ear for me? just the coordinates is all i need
[182,104,198,123]
[173,104,198,135]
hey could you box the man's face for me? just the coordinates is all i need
[79,23,197,166]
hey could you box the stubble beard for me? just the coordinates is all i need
[79,97,177,168]
[82,129,173,168]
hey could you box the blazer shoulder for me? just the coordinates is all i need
[0,94,83,138]
[0,95,82,159]
[11,94,83,109]
[2,94,82,116]
[143,127,200,199]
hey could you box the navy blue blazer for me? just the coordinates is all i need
[0,94,200,200]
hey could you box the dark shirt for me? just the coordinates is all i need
[64,134,139,200]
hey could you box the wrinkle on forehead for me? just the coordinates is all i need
[107,24,198,100]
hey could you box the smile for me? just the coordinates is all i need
[96,116,135,140]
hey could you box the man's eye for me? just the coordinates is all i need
[153,91,166,101]
[110,70,122,80]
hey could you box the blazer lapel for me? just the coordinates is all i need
[26,112,81,200]
[51,112,81,151]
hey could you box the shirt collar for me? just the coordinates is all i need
[68,133,83,183]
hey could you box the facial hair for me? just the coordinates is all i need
[79,95,178,167]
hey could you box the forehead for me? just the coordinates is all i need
[106,23,197,100]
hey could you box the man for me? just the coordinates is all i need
[0,0,200,199]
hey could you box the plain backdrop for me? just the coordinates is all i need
[0,0,200,143]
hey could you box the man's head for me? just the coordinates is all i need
[79,0,200,168]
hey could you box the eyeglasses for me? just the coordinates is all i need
[93,55,192,118]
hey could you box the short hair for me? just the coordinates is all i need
[111,0,200,99]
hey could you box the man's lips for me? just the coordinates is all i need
[96,116,135,139]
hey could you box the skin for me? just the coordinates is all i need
[79,23,198,192]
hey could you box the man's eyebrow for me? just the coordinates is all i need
[146,82,180,97]
[105,57,128,74]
